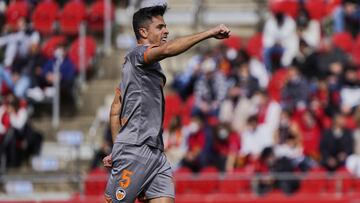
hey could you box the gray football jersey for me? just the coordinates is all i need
[116,45,166,151]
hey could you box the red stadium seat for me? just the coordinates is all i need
[164,93,183,130]
[222,35,242,51]
[87,0,115,33]
[269,0,299,18]
[192,167,219,194]
[174,167,194,194]
[68,36,97,72]
[351,35,360,66]
[219,168,252,194]
[299,167,327,194]
[41,35,67,58]
[267,68,289,101]
[31,0,59,35]
[84,168,108,196]
[326,167,354,194]
[326,0,342,16]
[332,32,354,54]
[305,0,327,20]
[59,0,86,35]
[246,33,263,60]
[5,0,29,29]
[181,95,195,126]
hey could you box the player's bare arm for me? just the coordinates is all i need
[144,24,231,64]
[103,88,122,168]
[109,87,122,142]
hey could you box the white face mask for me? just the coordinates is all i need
[226,48,237,60]
[189,122,200,133]
[218,129,229,140]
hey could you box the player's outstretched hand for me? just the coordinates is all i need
[103,154,112,168]
[211,24,231,39]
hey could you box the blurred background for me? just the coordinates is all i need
[0,0,360,202]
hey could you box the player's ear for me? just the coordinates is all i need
[139,27,148,39]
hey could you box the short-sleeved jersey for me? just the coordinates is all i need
[116,45,166,151]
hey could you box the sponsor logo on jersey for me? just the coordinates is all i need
[115,188,126,201]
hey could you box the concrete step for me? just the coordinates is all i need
[31,116,96,141]
[77,79,118,116]
[96,50,124,80]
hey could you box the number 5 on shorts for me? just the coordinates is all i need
[119,169,133,189]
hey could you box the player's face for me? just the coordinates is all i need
[147,15,169,45]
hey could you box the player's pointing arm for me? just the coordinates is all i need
[144,24,231,64]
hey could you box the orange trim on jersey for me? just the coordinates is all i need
[143,45,158,64]
[104,195,112,203]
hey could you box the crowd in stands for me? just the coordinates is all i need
[0,0,111,171]
[156,0,360,195]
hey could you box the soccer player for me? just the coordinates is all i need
[103,4,230,203]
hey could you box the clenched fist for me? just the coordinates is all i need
[211,24,231,39]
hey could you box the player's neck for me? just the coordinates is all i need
[137,38,150,46]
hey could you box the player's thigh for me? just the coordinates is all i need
[105,144,148,202]
[141,153,175,201]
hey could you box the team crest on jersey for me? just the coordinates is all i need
[115,188,126,201]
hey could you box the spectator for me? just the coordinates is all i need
[263,11,298,71]
[164,116,187,169]
[294,39,319,80]
[180,117,206,172]
[5,94,42,168]
[296,8,321,49]
[316,38,348,79]
[172,47,205,100]
[346,107,360,176]
[254,147,276,195]
[281,64,309,111]
[255,90,281,135]
[240,115,274,162]
[41,46,78,114]
[274,110,298,145]
[0,17,39,98]
[333,0,360,37]
[320,113,354,171]
[340,66,360,111]
[193,57,227,118]
[207,123,240,172]
[219,86,255,134]
[0,99,10,169]
[295,109,322,159]
[228,60,260,99]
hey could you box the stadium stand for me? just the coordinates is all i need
[2,0,360,202]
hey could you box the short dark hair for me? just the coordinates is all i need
[132,4,168,40]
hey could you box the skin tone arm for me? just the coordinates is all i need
[103,88,122,168]
[109,88,122,142]
[144,24,230,64]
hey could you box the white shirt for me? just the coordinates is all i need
[240,124,274,157]
[263,15,299,66]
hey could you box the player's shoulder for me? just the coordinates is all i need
[127,44,148,57]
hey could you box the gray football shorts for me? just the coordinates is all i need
[104,143,175,203]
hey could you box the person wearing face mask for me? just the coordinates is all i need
[263,10,298,72]
[207,123,240,172]
[180,117,206,173]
